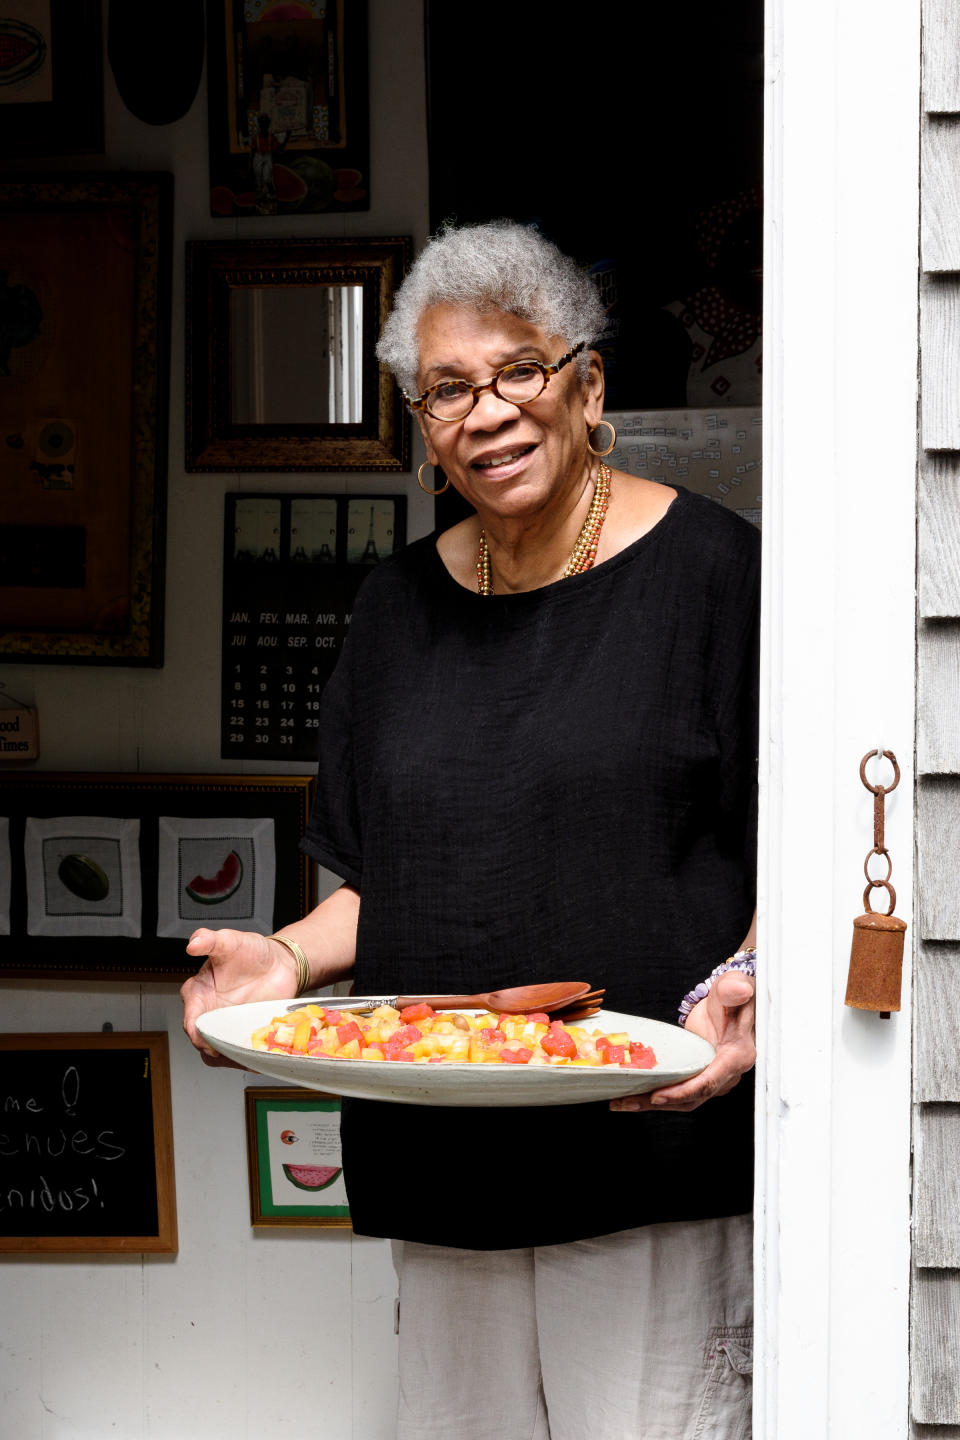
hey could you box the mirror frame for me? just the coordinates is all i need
[185,235,411,472]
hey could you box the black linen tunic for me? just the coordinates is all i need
[303,487,759,1250]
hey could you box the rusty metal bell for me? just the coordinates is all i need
[844,750,907,1016]
[845,904,906,1013]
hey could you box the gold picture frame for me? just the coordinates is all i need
[185,235,410,472]
[0,174,171,665]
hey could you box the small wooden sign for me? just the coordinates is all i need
[0,707,38,761]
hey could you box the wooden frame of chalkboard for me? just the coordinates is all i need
[0,1032,177,1253]
[0,772,316,981]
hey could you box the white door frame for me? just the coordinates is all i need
[757,0,919,1434]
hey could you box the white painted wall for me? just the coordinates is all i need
[0,7,430,1435]
[757,0,919,1435]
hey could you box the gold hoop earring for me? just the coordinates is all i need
[586,419,617,457]
[418,461,450,495]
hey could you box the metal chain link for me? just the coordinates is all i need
[858,749,900,915]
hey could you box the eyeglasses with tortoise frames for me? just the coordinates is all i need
[407,342,586,422]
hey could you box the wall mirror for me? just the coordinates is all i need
[185,236,410,471]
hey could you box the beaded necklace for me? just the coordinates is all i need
[475,462,612,597]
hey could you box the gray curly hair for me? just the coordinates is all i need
[377,219,606,397]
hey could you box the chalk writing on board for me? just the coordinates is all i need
[0,1047,156,1237]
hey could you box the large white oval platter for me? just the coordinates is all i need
[196,1000,715,1107]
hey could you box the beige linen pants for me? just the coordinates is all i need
[393,1214,752,1440]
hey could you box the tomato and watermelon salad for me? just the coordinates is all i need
[251,1003,657,1070]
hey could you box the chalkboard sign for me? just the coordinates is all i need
[0,1033,177,1253]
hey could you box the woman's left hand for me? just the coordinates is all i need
[609,970,756,1113]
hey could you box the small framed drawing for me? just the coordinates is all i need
[0,774,315,981]
[245,1088,350,1228]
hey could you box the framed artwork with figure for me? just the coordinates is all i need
[206,0,369,218]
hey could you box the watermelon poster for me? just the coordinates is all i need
[245,1089,349,1226]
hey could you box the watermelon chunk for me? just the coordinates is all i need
[185,850,243,905]
[282,1163,342,1192]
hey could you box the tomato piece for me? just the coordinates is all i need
[393,1023,424,1047]
[476,1026,504,1046]
[540,1028,578,1059]
[526,1013,550,1024]
[336,1020,364,1048]
[627,1043,657,1069]
[499,1046,533,1064]
[385,1046,415,1061]
[399,1003,436,1023]
[603,1044,626,1064]
[323,1010,343,1025]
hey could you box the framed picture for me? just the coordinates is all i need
[206,0,368,218]
[221,490,407,760]
[0,173,172,666]
[0,0,104,157]
[186,235,409,471]
[0,1031,177,1254]
[0,774,315,981]
[245,1087,349,1227]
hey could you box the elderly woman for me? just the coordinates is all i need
[182,220,759,1440]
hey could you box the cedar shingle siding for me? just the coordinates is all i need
[914,2,960,1426]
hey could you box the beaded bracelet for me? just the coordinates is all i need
[269,933,311,996]
[677,949,756,1027]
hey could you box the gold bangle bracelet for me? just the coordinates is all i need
[269,933,311,996]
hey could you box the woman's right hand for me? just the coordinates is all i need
[180,928,300,1057]
[180,886,361,1063]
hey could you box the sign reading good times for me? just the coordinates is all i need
[0,706,38,759]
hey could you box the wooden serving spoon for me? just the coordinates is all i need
[288,980,601,1016]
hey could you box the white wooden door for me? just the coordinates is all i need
[757,0,919,1434]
